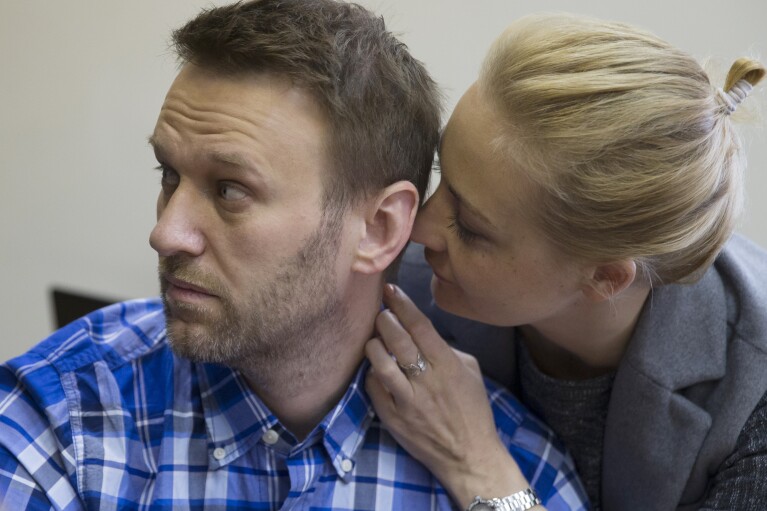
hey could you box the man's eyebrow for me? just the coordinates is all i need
[147,135,256,172]
[209,150,252,169]
[147,135,172,160]
[147,135,169,164]
[447,183,497,230]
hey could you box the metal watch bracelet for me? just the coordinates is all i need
[466,487,541,511]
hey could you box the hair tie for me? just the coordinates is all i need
[716,79,753,115]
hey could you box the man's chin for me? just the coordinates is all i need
[166,324,223,364]
[163,310,214,354]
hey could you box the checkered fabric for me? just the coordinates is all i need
[0,299,588,510]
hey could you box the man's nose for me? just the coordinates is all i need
[149,188,206,258]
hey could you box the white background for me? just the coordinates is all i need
[1,0,765,361]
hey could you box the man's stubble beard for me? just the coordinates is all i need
[160,208,350,388]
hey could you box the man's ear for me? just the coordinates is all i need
[351,181,418,275]
[582,260,637,302]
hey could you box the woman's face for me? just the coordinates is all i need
[411,83,589,327]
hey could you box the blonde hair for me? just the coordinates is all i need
[479,13,765,284]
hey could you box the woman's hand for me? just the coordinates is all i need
[365,284,538,509]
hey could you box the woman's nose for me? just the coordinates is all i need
[411,189,448,253]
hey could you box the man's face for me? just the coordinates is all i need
[149,64,347,368]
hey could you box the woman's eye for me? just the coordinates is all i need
[447,215,481,244]
[219,183,247,201]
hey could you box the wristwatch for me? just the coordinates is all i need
[466,488,541,511]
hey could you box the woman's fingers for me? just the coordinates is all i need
[364,369,394,415]
[375,309,423,373]
[381,284,451,363]
[364,337,415,402]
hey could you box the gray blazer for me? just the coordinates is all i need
[397,235,767,510]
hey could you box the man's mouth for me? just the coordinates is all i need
[163,274,218,299]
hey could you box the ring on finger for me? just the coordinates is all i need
[397,352,427,377]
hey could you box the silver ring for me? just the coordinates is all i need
[398,352,427,377]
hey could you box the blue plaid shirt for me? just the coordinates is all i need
[0,298,587,510]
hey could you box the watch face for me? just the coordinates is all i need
[469,489,540,511]
[468,501,499,511]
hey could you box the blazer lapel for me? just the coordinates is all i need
[602,269,728,510]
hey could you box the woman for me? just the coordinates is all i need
[365,13,766,511]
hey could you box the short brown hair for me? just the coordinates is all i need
[172,0,441,208]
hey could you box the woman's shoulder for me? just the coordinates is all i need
[698,387,767,510]
[715,234,767,347]
[718,233,767,278]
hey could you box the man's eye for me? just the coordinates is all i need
[156,165,179,189]
[219,183,247,201]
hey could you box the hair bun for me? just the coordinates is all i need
[717,79,753,114]
[717,57,765,115]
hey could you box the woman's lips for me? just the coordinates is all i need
[431,269,452,284]
[425,254,453,284]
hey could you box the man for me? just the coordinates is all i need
[0,1,586,509]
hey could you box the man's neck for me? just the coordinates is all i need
[239,283,381,440]
[242,343,366,440]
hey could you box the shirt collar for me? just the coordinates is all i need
[196,362,278,468]
[316,360,375,480]
[196,360,375,478]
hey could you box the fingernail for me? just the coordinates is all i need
[385,283,397,297]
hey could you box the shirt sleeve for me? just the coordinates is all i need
[487,383,590,511]
[0,445,58,511]
[698,389,767,510]
[0,362,83,511]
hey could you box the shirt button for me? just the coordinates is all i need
[262,429,279,445]
[213,447,226,460]
[340,458,354,472]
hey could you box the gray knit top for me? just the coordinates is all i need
[516,340,767,510]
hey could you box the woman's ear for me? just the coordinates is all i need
[582,259,637,302]
[352,181,419,275]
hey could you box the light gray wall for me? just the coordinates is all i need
[1,0,765,361]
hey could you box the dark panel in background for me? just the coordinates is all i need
[50,288,118,329]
